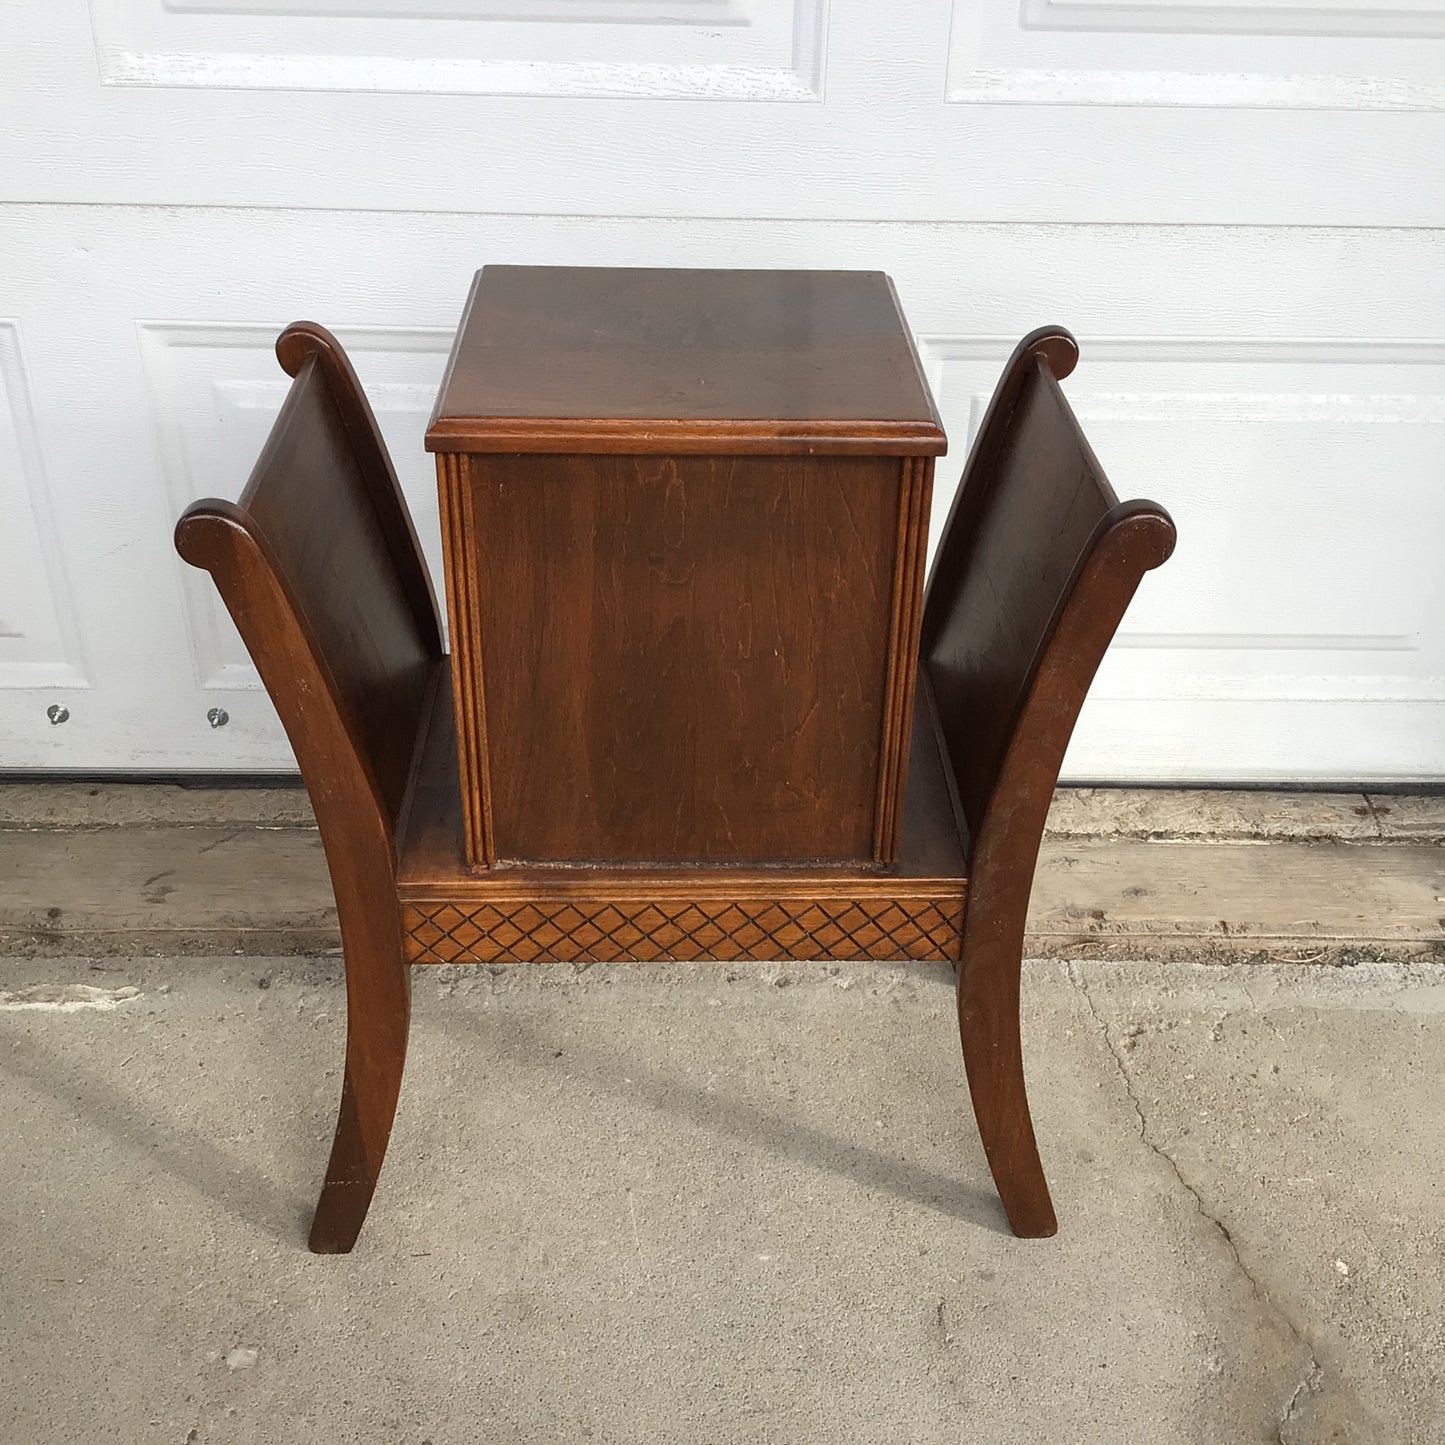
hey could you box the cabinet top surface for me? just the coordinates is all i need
[425,266,946,456]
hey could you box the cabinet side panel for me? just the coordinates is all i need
[469,452,899,864]
[439,453,494,867]
[874,456,934,862]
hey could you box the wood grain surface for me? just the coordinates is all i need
[398,670,966,894]
[432,267,940,869]
[175,322,447,1254]
[426,267,946,456]
[168,314,1178,1251]
[922,326,1176,1239]
[457,451,910,866]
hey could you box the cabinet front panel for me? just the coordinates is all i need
[455,452,906,866]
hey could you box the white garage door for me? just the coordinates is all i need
[2,1,1443,781]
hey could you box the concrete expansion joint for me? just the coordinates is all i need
[1064,960,1325,1439]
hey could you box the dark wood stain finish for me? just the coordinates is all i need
[397,671,967,964]
[465,450,899,865]
[426,266,946,455]
[429,267,944,871]
[174,323,445,1255]
[175,306,1173,1254]
[921,327,1176,1239]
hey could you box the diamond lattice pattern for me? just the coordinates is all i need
[405,897,963,964]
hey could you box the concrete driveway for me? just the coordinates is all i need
[2,952,1441,1444]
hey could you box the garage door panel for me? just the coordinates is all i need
[1081,416,1445,638]
[88,0,826,98]
[922,325,1445,781]
[139,322,452,700]
[0,323,89,695]
[4,3,1442,225]
[3,0,1440,782]
[0,208,1440,778]
[947,0,1445,107]
[1067,698,1445,783]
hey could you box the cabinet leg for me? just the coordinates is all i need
[308,931,411,1254]
[957,920,1057,1238]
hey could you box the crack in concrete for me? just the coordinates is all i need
[1066,961,1324,1442]
[1359,794,1387,840]
[1276,1362,1324,1442]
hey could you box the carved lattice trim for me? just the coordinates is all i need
[404,896,964,964]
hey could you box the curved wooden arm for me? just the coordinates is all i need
[174,324,446,1253]
[919,328,1176,1238]
[273,322,443,665]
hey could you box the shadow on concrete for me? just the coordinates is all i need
[0,1028,313,1247]
[434,1002,1011,1237]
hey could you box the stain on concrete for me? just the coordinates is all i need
[0,982,141,1012]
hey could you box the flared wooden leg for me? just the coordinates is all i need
[309,922,411,1254]
[957,922,1057,1238]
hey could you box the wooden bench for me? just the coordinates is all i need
[176,319,1175,1252]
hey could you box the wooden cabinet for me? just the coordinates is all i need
[426,266,946,872]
